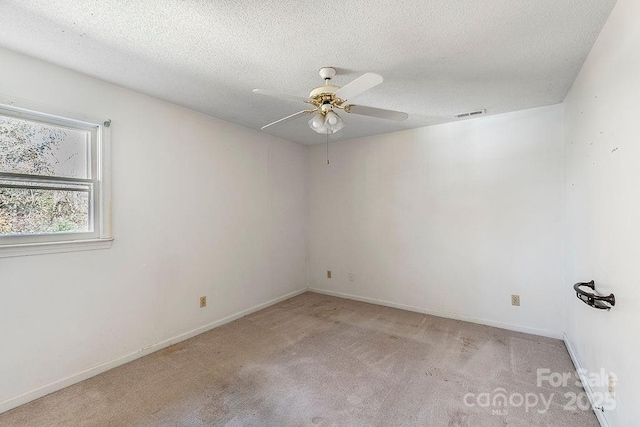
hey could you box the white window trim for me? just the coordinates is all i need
[0,99,112,258]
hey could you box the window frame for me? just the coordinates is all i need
[0,101,112,257]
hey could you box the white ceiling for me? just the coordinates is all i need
[0,1,616,144]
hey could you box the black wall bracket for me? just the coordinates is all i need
[574,281,615,310]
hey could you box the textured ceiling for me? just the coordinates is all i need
[0,0,616,144]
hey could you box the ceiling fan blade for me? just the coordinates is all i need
[261,110,313,130]
[253,89,310,104]
[346,105,408,122]
[334,73,383,101]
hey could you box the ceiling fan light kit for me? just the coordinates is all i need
[254,67,409,134]
[308,110,345,134]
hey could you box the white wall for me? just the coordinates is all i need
[0,47,308,412]
[563,0,640,424]
[308,104,564,337]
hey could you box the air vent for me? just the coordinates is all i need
[454,109,486,118]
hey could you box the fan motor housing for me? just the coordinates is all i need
[309,84,338,98]
[309,85,347,110]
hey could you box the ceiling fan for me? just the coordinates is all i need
[253,67,408,135]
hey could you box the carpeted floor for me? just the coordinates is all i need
[1,292,597,426]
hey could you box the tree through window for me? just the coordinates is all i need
[0,106,107,246]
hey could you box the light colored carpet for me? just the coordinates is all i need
[1,292,597,426]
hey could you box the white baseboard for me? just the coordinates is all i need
[563,333,610,427]
[308,287,563,340]
[0,287,307,415]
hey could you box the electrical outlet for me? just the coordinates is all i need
[348,273,355,282]
[327,270,332,279]
[200,296,207,308]
[511,295,520,306]
[608,372,617,398]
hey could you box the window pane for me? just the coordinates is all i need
[0,187,90,235]
[0,115,90,179]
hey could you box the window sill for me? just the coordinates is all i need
[0,238,113,259]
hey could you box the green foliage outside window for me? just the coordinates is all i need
[0,116,89,235]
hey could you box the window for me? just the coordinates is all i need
[0,103,111,256]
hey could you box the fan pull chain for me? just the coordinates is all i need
[326,131,330,165]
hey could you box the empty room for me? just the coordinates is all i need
[0,0,637,426]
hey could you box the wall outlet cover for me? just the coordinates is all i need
[511,295,520,306]
[200,296,207,308]
[608,372,616,398]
